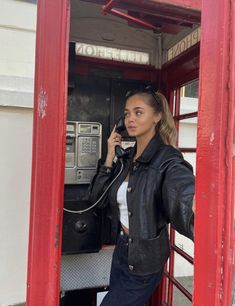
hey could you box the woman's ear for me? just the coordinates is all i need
[154,112,162,124]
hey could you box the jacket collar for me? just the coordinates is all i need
[128,133,164,164]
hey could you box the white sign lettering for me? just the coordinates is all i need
[167,27,201,61]
[75,43,150,65]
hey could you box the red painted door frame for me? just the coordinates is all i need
[162,43,200,95]
[194,0,235,305]
[151,0,201,11]
[26,1,70,305]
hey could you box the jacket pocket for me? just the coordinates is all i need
[128,226,170,275]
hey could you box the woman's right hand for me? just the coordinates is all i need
[104,125,122,167]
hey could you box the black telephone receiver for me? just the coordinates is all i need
[115,117,128,158]
[115,117,126,134]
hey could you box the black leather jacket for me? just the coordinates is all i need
[89,134,195,275]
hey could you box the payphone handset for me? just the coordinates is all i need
[115,116,126,134]
[115,117,128,158]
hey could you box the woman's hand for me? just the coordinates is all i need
[104,125,122,167]
[192,195,195,213]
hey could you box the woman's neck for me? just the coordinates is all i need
[134,132,156,160]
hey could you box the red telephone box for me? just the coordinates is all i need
[26,1,235,305]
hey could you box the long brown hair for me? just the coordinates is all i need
[155,92,177,147]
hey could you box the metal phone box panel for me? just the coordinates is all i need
[65,121,102,184]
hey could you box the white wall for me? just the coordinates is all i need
[0,0,36,304]
[0,0,36,79]
[0,107,33,305]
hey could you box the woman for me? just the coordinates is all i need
[89,88,195,306]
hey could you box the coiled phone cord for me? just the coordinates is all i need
[63,159,124,214]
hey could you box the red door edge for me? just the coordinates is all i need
[26,1,70,305]
[194,0,235,305]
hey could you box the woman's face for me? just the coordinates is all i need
[124,94,162,139]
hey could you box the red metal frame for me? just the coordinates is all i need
[194,0,235,305]
[75,55,160,83]
[101,1,161,31]
[151,0,201,10]
[167,228,176,305]
[171,244,193,265]
[102,0,201,12]
[26,1,70,305]
[162,44,200,92]
[165,272,192,301]
[102,0,118,12]
[101,0,200,32]
[174,112,198,121]
[103,8,161,31]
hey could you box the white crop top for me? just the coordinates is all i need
[117,181,129,229]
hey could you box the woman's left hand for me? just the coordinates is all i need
[192,196,195,213]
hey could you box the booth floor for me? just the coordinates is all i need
[16,276,193,306]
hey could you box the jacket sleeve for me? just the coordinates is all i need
[88,159,114,209]
[161,158,195,241]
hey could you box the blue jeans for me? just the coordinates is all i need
[101,231,163,306]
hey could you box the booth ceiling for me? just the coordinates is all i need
[80,0,201,34]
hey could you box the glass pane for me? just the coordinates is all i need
[173,235,194,305]
[175,231,194,258]
[178,118,198,149]
[184,81,199,98]
[173,285,192,306]
[173,267,193,305]
[180,80,199,115]
[182,152,196,174]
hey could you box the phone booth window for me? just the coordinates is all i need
[170,79,198,305]
[178,80,198,169]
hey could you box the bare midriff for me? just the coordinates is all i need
[121,223,129,235]
[121,172,130,235]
